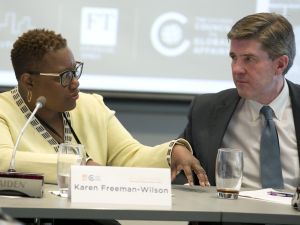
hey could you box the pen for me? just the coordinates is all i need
[267,191,294,197]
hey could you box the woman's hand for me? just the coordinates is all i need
[171,144,210,187]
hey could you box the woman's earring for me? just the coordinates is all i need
[27,90,32,103]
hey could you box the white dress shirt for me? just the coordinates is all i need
[222,79,300,190]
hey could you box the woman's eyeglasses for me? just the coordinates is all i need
[29,61,84,87]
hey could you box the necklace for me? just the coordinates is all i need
[36,112,82,145]
[35,114,64,143]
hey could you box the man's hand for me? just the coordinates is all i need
[170,144,210,187]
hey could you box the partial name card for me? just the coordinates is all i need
[70,166,171,207]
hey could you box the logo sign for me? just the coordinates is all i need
[80,7,119,46]
[70,166,171,207]
[150,12,191,57]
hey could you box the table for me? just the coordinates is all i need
[0,185,299,224]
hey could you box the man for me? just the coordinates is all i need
[180,12,299,191]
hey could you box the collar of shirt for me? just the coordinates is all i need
[246,79,289,121]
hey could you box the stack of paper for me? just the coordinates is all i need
[239,188,293,205]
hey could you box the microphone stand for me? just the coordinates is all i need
[0,97,46,198]
[8,100,43,172]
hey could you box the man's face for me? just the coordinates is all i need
[229,39,285,104]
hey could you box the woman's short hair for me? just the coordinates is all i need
[227,12,296,75]
[11,28,67,80]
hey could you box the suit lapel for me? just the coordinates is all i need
[287,80,300,165]
[201,90,240,185]
[209,91,240,150]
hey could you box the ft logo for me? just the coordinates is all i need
[150,12,191,57]
[80,7,119,46]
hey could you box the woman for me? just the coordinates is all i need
[0,29,209,186]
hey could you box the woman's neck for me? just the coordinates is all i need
[36,111,65,144]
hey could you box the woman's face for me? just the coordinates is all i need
[31,47,80,113]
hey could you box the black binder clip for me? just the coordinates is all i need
[292,186,300,211]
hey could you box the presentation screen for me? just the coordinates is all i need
[1,0,299,95]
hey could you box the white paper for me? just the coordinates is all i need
[239,188,293,205]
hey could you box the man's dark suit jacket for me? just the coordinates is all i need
[180,79,300,186]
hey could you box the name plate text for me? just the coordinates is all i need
[70,166,171,207]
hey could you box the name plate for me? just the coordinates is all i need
[70,166,171,207]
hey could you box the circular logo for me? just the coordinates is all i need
[150,12,190,57]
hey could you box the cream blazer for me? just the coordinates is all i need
[0,90,170,183]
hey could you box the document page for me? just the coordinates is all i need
[239,188,293,205]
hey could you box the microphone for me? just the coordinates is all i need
[8,96,46,172]
[0,96,46,198]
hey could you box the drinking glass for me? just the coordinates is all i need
[215,148,243,199]
[57,143,85,196]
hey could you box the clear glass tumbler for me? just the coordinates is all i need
[57,143,85,197]
[215,148,243,199]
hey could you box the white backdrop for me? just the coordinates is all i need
[0,0,299,94]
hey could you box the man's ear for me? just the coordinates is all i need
[275,55,289,76]
[20,73,34,89]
